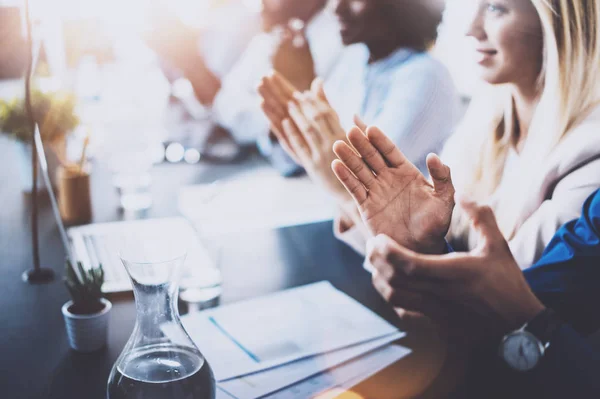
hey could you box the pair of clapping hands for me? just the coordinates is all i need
[258,72,544,339]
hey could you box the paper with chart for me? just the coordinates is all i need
[260,344,411,399]
[218,331,406,399]
[175,282,401,381]
[215,344,410,399]
[178,167,337,235]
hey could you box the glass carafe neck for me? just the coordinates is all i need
[131,279,180,337]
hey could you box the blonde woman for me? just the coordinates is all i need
[331,0,600,268]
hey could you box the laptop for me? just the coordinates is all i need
[35,124,217,294]
[68,217,217,293]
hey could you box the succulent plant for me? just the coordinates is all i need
[64,260,105,315]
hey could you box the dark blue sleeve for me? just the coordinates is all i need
[524,189,600,334]
[531,325,600,398]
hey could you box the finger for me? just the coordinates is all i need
[376,263,451,297]
[301,91,343,140]
[311,78,332,106]
[294,92,329,136]
[353,114,368,133]
[261,101,296,161]
[346,127,387,174]
[258,80,288,120]
[365,126,411,168]
[456,194,505,245]
[332,138,377,188]
[372,274,449,322]
[288,101,320,153]
[368,234,472,281]
[368,241,443,293]
[263,73,296,112]
[261,100,285,134]
[282,118,311,162]
[427,154,455,197]
[331,159,368,204]
[265,113,301,164]
[271,71,297,100]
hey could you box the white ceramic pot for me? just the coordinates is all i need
[14,139,63,193]
[62,298,112,352]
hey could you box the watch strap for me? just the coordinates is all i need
[524,308,563,347]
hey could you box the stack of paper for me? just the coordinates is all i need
[170,282,410,399]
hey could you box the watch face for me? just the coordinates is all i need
[501,332,543,372]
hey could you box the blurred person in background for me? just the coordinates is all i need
[147,0,342,175]
[330,0,600,267]
[258,0,458,225]
[213,0,343,175]
[145,0,260,104]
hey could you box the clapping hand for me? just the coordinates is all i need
[259,73,353,202]
[367,195,545,334]
[331,127,455,254]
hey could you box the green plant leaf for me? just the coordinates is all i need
[64,259,105,314]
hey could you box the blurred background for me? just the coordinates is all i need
[0,0,478,220]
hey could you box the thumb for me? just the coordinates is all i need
[427,153,454,197]
[456,194,504,246]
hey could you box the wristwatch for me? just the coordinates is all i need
[498,308,563,372]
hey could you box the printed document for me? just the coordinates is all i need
[173,282,400,381]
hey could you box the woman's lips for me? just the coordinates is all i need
[475,49,497,64]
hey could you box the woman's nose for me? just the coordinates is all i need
[465,4,486,40]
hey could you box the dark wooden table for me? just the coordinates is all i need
[0,136,458,399]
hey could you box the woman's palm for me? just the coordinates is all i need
[332,126,455,254]
[361,164,453,253]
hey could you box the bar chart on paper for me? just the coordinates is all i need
[174,282,411,399]
[216,344,410,399]
[176,282,400,381]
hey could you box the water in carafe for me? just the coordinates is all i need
[107,233,215,399]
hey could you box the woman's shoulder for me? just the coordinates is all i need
[558,103,600,150]
[545,104,600,181]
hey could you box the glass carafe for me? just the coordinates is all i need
[107,237,215,399]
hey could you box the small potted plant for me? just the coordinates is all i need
[61,260,111,352]
[0,89,79,192]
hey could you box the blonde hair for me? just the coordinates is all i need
[452,0,600,240]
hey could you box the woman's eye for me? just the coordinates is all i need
[486,3,506,14]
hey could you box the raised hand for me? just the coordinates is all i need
[331,126,455,254]
[258,71,298,149]
[367,195,545,333]
[259,74,353,202]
